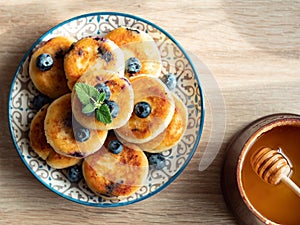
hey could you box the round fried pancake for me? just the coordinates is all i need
[72,70,134,130]
[105,27,162,79]
[29,36,74,99]
[29,104,81,169]
[64,36,125,90]
[44,93,107,158]
[139,93,188,152]
[115,75,175,144]
[82,131,148,199]
[114,131,149,151]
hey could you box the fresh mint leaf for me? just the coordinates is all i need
[75,83,99,105]
[95,104,112,124]
[82,103,95,114]
[94,92,106,109]
[97,92,106,102]
[75,82,113,124]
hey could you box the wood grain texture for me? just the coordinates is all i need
[2,0,300,224]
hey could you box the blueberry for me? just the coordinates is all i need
[105,100,120,118]
[148,153,166,170]
[126,57,141,74]
[70,152,84,158]
[108,140,123,154]
[94,83,111,100]
[74,127,90,142]
[134,102,151,118]
[97,46,112,63]
[32,94,52,110]
[106,182,116,194]
[160,73,177,90]
[66,164,83,182]
[36,53,54,71]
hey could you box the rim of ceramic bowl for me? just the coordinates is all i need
[236,115,300,225]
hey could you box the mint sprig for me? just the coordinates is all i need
[75,83,112,124]
[95,104,112,124]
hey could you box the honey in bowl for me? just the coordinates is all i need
[241,125,300,225]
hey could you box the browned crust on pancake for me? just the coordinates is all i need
[129,95,172,139]
[105,27,162,78]
[115,75,175,143]
[82,132,148,198]
[29,36,74,99]
[46,150,82,169]
[29,104,81,169]
[30,104,53,160]
[44,94,107,158]
[106,27,153,46]
[64,37,124,90]
[141,93,188,152]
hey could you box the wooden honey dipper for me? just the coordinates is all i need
[251,147,300,197]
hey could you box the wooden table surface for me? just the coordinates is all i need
[1,1,300,224]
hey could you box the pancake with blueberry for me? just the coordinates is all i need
[72,70,134,130]
[105,27,162,79]
[139,93,188,152]
[29,104,81,169]
[44,93,107,158]
[82,131,148,199]
[29,36,74,99]
[64,36,125,90]
[115,75,175,144]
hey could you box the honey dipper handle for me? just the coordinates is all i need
[281,175,300,197]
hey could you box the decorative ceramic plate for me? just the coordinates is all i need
[8,12,204,207]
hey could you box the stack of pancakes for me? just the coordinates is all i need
[28,27,188,199]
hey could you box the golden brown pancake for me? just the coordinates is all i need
[44,93,107,158]
[72,70,134,130]
[29,104,81,169]
[64,36,125,90]
[82,131,148,199]
[105,27,162,79]
[115,75,175,144]
[139,93,188,152]
[29,36,74,99]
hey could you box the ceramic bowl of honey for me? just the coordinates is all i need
[222,114,300,225]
